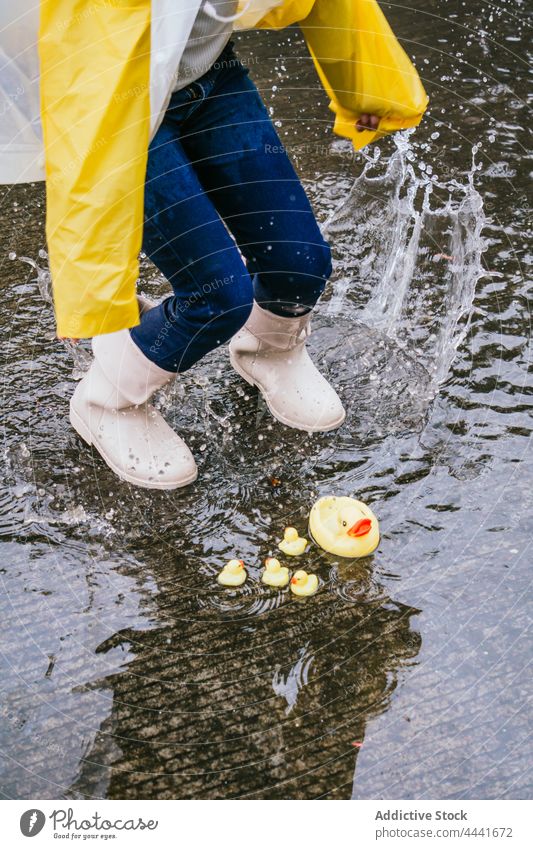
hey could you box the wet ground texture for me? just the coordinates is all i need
[1,1,531,799]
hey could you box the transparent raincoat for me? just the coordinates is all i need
[0,1,428,337]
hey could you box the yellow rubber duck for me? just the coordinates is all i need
[261,557,290,588]
[290,569,319,597]
[217,559,247,587]
[278,526,307,556]
[309,496,380,558]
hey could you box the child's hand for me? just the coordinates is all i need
[356,114,380,132]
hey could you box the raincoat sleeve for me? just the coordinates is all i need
[237,0,315,28]
[39,0,152,339]
[298,0,428,149]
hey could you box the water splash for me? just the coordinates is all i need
[13,251,92,379]
[324,132,486,387]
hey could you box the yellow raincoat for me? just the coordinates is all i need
[6,0,428,337]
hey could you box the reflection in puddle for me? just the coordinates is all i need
[272,643,314,715]
[66,571,421,799]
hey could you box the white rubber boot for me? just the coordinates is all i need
[137,292,156,316]
[229,302,345,432]
[70,330,197,489]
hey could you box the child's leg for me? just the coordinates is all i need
[179,55,332,316]
[174,51,344,432]
[70,87,262,487]
[130,117,253,373]
[169,48,345,431]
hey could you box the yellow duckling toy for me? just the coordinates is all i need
[261,557,290,588]
[217,559,247,587]
[290,569,319,597]
[309,496,380,558]
[278,527,307,557]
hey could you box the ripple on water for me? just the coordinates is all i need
[328,561,387,604]
[197,581,288,619]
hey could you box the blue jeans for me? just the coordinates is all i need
[131,43,332,373]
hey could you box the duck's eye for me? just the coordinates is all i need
[342,520,347,527]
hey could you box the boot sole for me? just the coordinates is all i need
[69,399,198,490]
[229,353,346,433]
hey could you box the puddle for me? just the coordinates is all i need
[0,0,531,799]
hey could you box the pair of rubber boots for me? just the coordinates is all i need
[70,301,345,489]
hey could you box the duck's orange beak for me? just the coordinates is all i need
[347,518,372,537]
[291,577,297,584]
